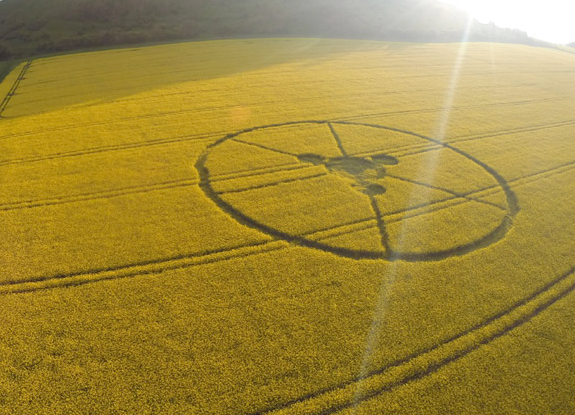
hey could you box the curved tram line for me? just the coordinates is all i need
[246,264,575,415]
[0,60,32,118]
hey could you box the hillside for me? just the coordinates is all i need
[0,0,540,60]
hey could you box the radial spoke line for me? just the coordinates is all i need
[347,143,435,159]
[369,196,391,254]
[390,145,446,159]
[388,144,443,158]
[382,158,575,223]
[385,173,508,211]
[327,122,348,157]
[382,189,500,225]
[231,138,300,157]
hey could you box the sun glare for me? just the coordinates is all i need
[443,0,575,44]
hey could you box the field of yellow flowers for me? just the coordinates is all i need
[0,39,574,414]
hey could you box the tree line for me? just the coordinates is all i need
[0,0,550,61]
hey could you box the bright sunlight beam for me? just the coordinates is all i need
[351,15,475,412]
[442,0,575,44]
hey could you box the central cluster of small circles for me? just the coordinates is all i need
[297,152,399,196]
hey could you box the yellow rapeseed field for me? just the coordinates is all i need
[0,38,574,414]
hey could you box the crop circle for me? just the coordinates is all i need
[197,121,518,261]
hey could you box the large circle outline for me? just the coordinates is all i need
[196,120,519,261]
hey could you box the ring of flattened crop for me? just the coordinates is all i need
[196,121,519,261]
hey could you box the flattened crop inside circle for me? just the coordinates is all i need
[196,121,518,261]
